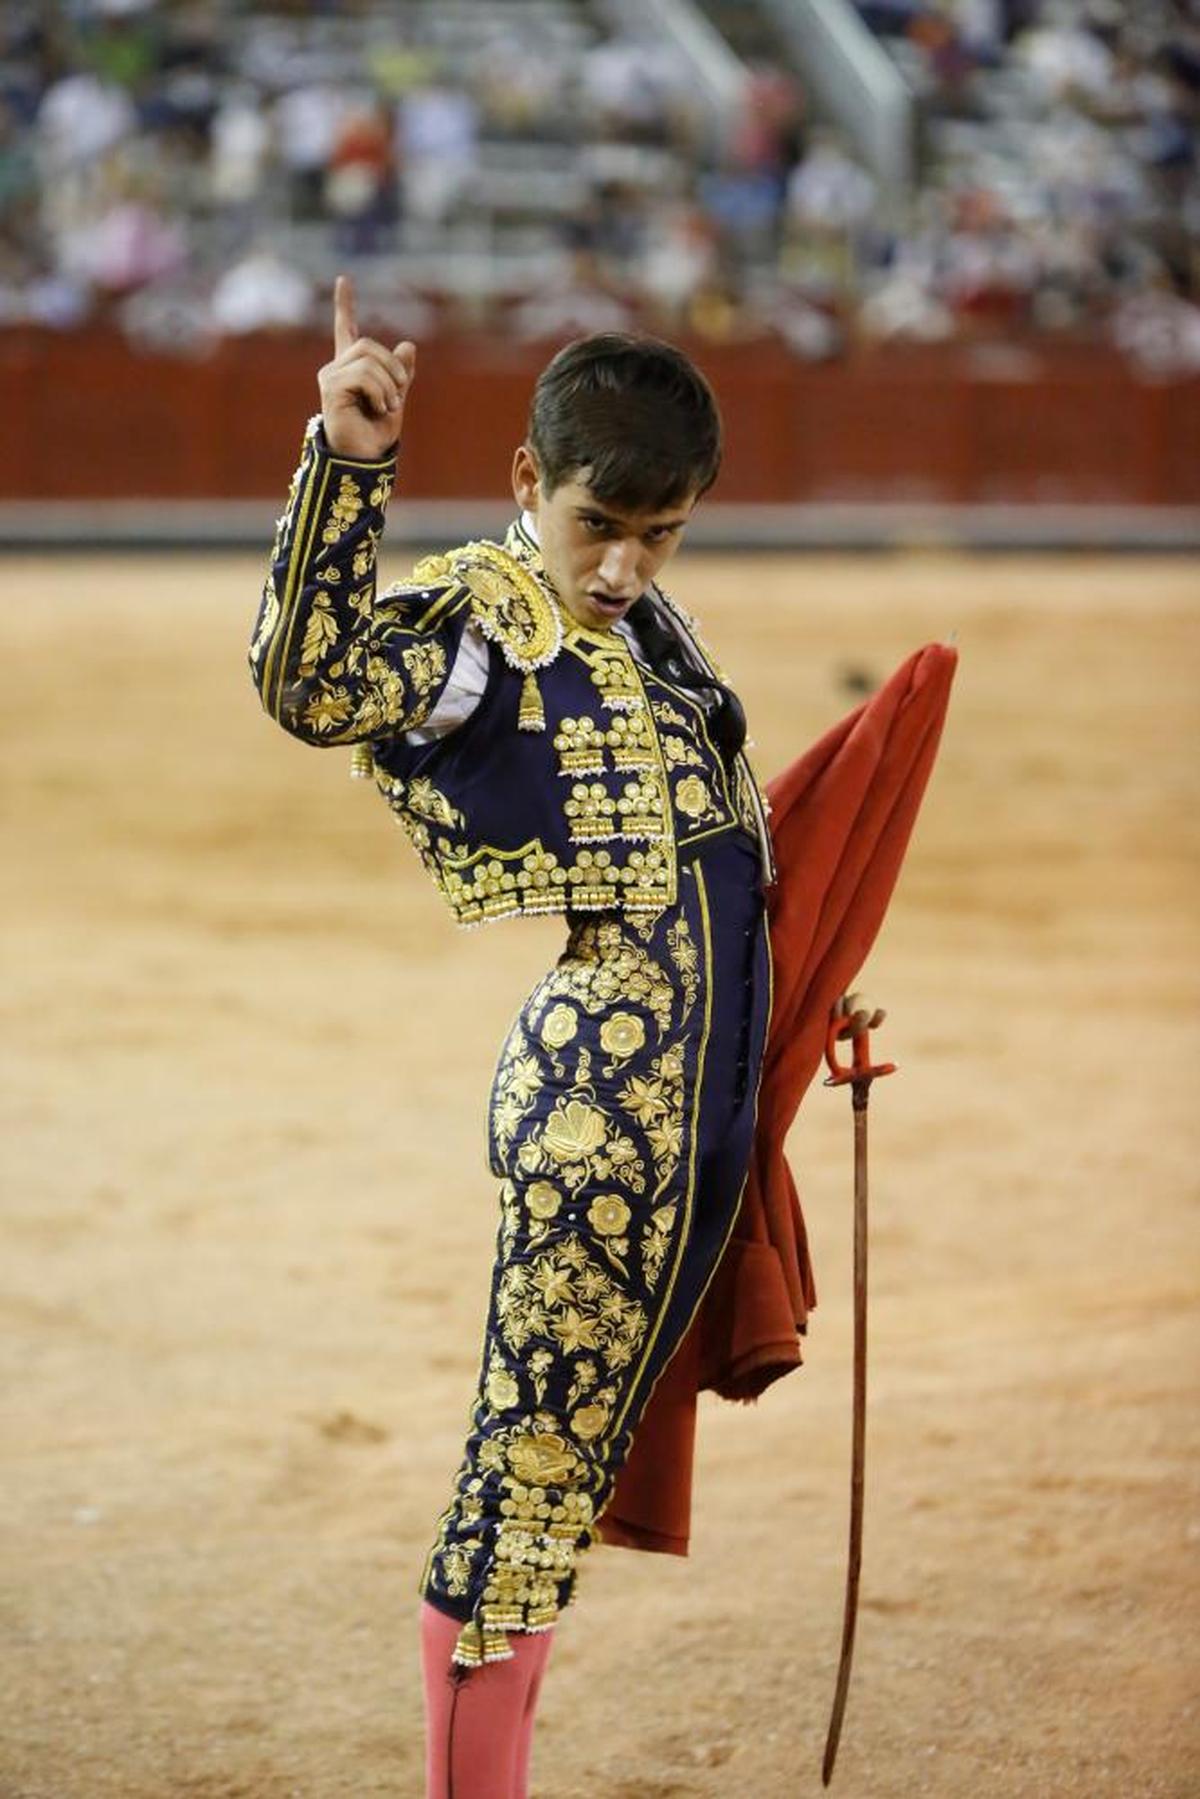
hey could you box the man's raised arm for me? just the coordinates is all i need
[249,277,455,746]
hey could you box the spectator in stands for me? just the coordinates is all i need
[326,96,397,257]
[397,77,478,227]
[641,200,721,327]
[275,80,346,224]
[210,245,314,335]
[508,223,635,341]
[209,82,271,245]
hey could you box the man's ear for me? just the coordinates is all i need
[512,444,540,512]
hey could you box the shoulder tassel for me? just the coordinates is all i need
[518,670,546,732]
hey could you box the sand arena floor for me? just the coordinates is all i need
[1,548,1197,1799]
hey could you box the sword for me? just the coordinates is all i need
[820,992,895,1787]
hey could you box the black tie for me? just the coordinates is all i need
[626,596,747,772]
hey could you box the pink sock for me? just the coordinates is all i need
[513,1629,554,1795]
[420,1601,555,1799]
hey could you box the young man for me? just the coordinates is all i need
[250,276,777,1797]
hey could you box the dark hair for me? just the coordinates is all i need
[527,333,722,511]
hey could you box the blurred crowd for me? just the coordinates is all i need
[0,0,1197,372]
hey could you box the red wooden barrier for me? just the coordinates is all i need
[2,327,1196,505]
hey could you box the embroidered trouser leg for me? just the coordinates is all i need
[421,832,771,1666]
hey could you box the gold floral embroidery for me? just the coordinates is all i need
[491,1031,545,1159]
[586,1194,631,1275]
[250,575,280,671]
[406,774,462,829]
[589,1195,629,1236]
[301,686,354,734]
[322,474,365,545]
[542,1099,607,1164]
[527,1347,555,1403]
[571,1391,615,1441]
[541,1004,578,1051]
[400,639,449,714]
[526,1181,562,1220]
[642,1203,677,1290]
[650,696,690,730]
[620,1046,686,1194]
[667,917,700,1021]
[565,1358,597,1411]
[507,1430,578,1485]
[486,1352,521,1412]
[298,590,338,677]
[598,1012,645,1061]
[541,919,674,1034]
[674,774,711,820]
[495,1236,648,1374]
[662,732,705,770]
[351,528,380,580]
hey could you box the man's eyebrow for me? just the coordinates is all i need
[573,504,690,532]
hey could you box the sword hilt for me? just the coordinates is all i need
[823,992,896,1091]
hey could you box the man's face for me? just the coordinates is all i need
[512,446,698,632]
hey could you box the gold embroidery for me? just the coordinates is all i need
[620,1045,686,1194]
[674,774,710,819]
[650,697,689,729]
[410,549,454,585]
[526,1181,562,1221]
[301,686,355,734]
[486,1353,521,1412]
[642,1203,677,1290]
[587,1194,631,1276]
[541,1004,578,1050]
[662,732,704,770]
[322,474,364,545]
[583,642,642,712]
[250,574,280,671]
[616,774,669,837]
[554,716,608,774]
[495,1236,648,1373]
[400,639,449,716]
[406,774,462,829]
[564,781,616,841]
[491,1030,545,1159]
[507,1430,578,1485]
[541,919,674,1033]
[598,1012,645,1061]
[667,917,700,1020]
[416,540,562,674]
[542,1099,608,1164]
[297,589,337,678]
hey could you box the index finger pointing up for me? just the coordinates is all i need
[333,273,357,356]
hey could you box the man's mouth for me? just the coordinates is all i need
[588,591,632,619]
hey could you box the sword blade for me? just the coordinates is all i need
[822,1089,870,1785]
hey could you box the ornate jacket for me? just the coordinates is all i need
[249,419,774,926]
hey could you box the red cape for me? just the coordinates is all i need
[599,643,957,1554]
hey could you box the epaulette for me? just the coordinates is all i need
[411,539,563,730]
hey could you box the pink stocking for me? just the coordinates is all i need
[421,1601,555,1799]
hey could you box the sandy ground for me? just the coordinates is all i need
[1,548,1197,1799]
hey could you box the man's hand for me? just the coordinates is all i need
[318,273,416,461]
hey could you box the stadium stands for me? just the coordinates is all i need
[2,0,1194,367]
